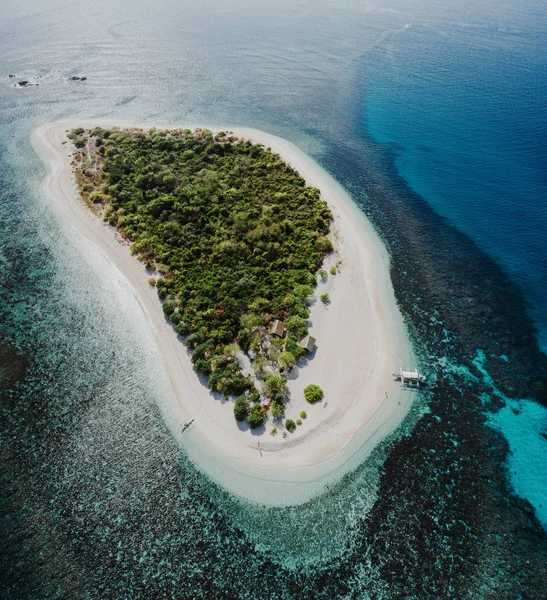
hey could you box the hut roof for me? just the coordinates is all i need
[269,319,286,337]
[300,335,316,353]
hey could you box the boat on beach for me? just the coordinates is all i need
[395,368,426,387]
[182,418,194,432]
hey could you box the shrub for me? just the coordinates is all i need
[317,269,327,281]
[170,311,181,324]
[248,403,265,429]
[300,411,307,419]
[296,419,302,426]
[148,277,157,287]
[316,236,333,253]
[249,386,261,402]
[279,351,296,371]
[329,266,337,275]
[285,315,308,338]
[270,427,277,436]
[175,321,190,336]
[304,384,323,404]
[194,358,212,375]
[285,419,296,433]
[285,336,305,361]
[263,372,286,398]
[162,299,176,315]
[320,293,330,305]
[271,401,284,418]
[234,396,250,421]
[253,356,267,376]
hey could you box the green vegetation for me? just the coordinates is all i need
[304,384,324,404]
[263,372,287,399]
[248,403,266,429]
[279,351,296,371]
[296,419,302,426]
[320,293,330,305]
[270,401,284,418]
[329,266,336,275]
[234,396,250,421]
[69,126,333,427]
[285,419,296,433]
[300,411,307,419]
[270,427,277,436]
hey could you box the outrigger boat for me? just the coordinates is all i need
[182,418,194,432]
[394,368,426,387]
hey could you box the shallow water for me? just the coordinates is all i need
[1,0,547,597]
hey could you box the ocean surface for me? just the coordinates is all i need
[1,0,546,598]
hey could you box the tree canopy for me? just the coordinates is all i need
[69,126,333,425]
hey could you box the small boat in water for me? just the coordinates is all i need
[182,418,194,432]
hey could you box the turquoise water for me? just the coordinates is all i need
[1,0,547,597]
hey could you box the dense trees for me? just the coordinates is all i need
[70,126,333,429]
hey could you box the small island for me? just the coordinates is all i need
[33,120,414,498]
[67,125,332,432]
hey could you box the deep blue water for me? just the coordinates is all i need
[1,0,547,597]
[364,14,547,350]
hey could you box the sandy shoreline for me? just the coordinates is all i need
[32,119,417,505]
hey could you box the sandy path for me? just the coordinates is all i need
[32,120,417,505]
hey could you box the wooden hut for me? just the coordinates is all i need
[269,319,286,338]
[300,335,316,353]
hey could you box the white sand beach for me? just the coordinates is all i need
[32,120,417,505]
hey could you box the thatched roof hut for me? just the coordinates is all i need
[269,319,286,338]
[300,335,316,353]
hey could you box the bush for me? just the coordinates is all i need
[285,315,308,338]
[253,356,267,376]
[263,372,286,398]
[270,427,277,436]
[148,277,157,287]
[162,299,176,316]
[316,236,333,253]
[304,384,324,404]
[234,396,250,421]
[279,351,296,371]
[170,311,181,324]
[194,358,212,375]
[329,266,336,275]
[320,293,330,305]
[285,419,296,433]
[317,269,327,281]
[248,403,265,429]
[175,321,190,336]
[249,386,261,402]
[271,401,284,418]
[300,411,307,419]
[285,336,305,361]
[296,419,302,426]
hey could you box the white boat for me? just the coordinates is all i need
[396,368,426,387]
[182,418,194,432]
